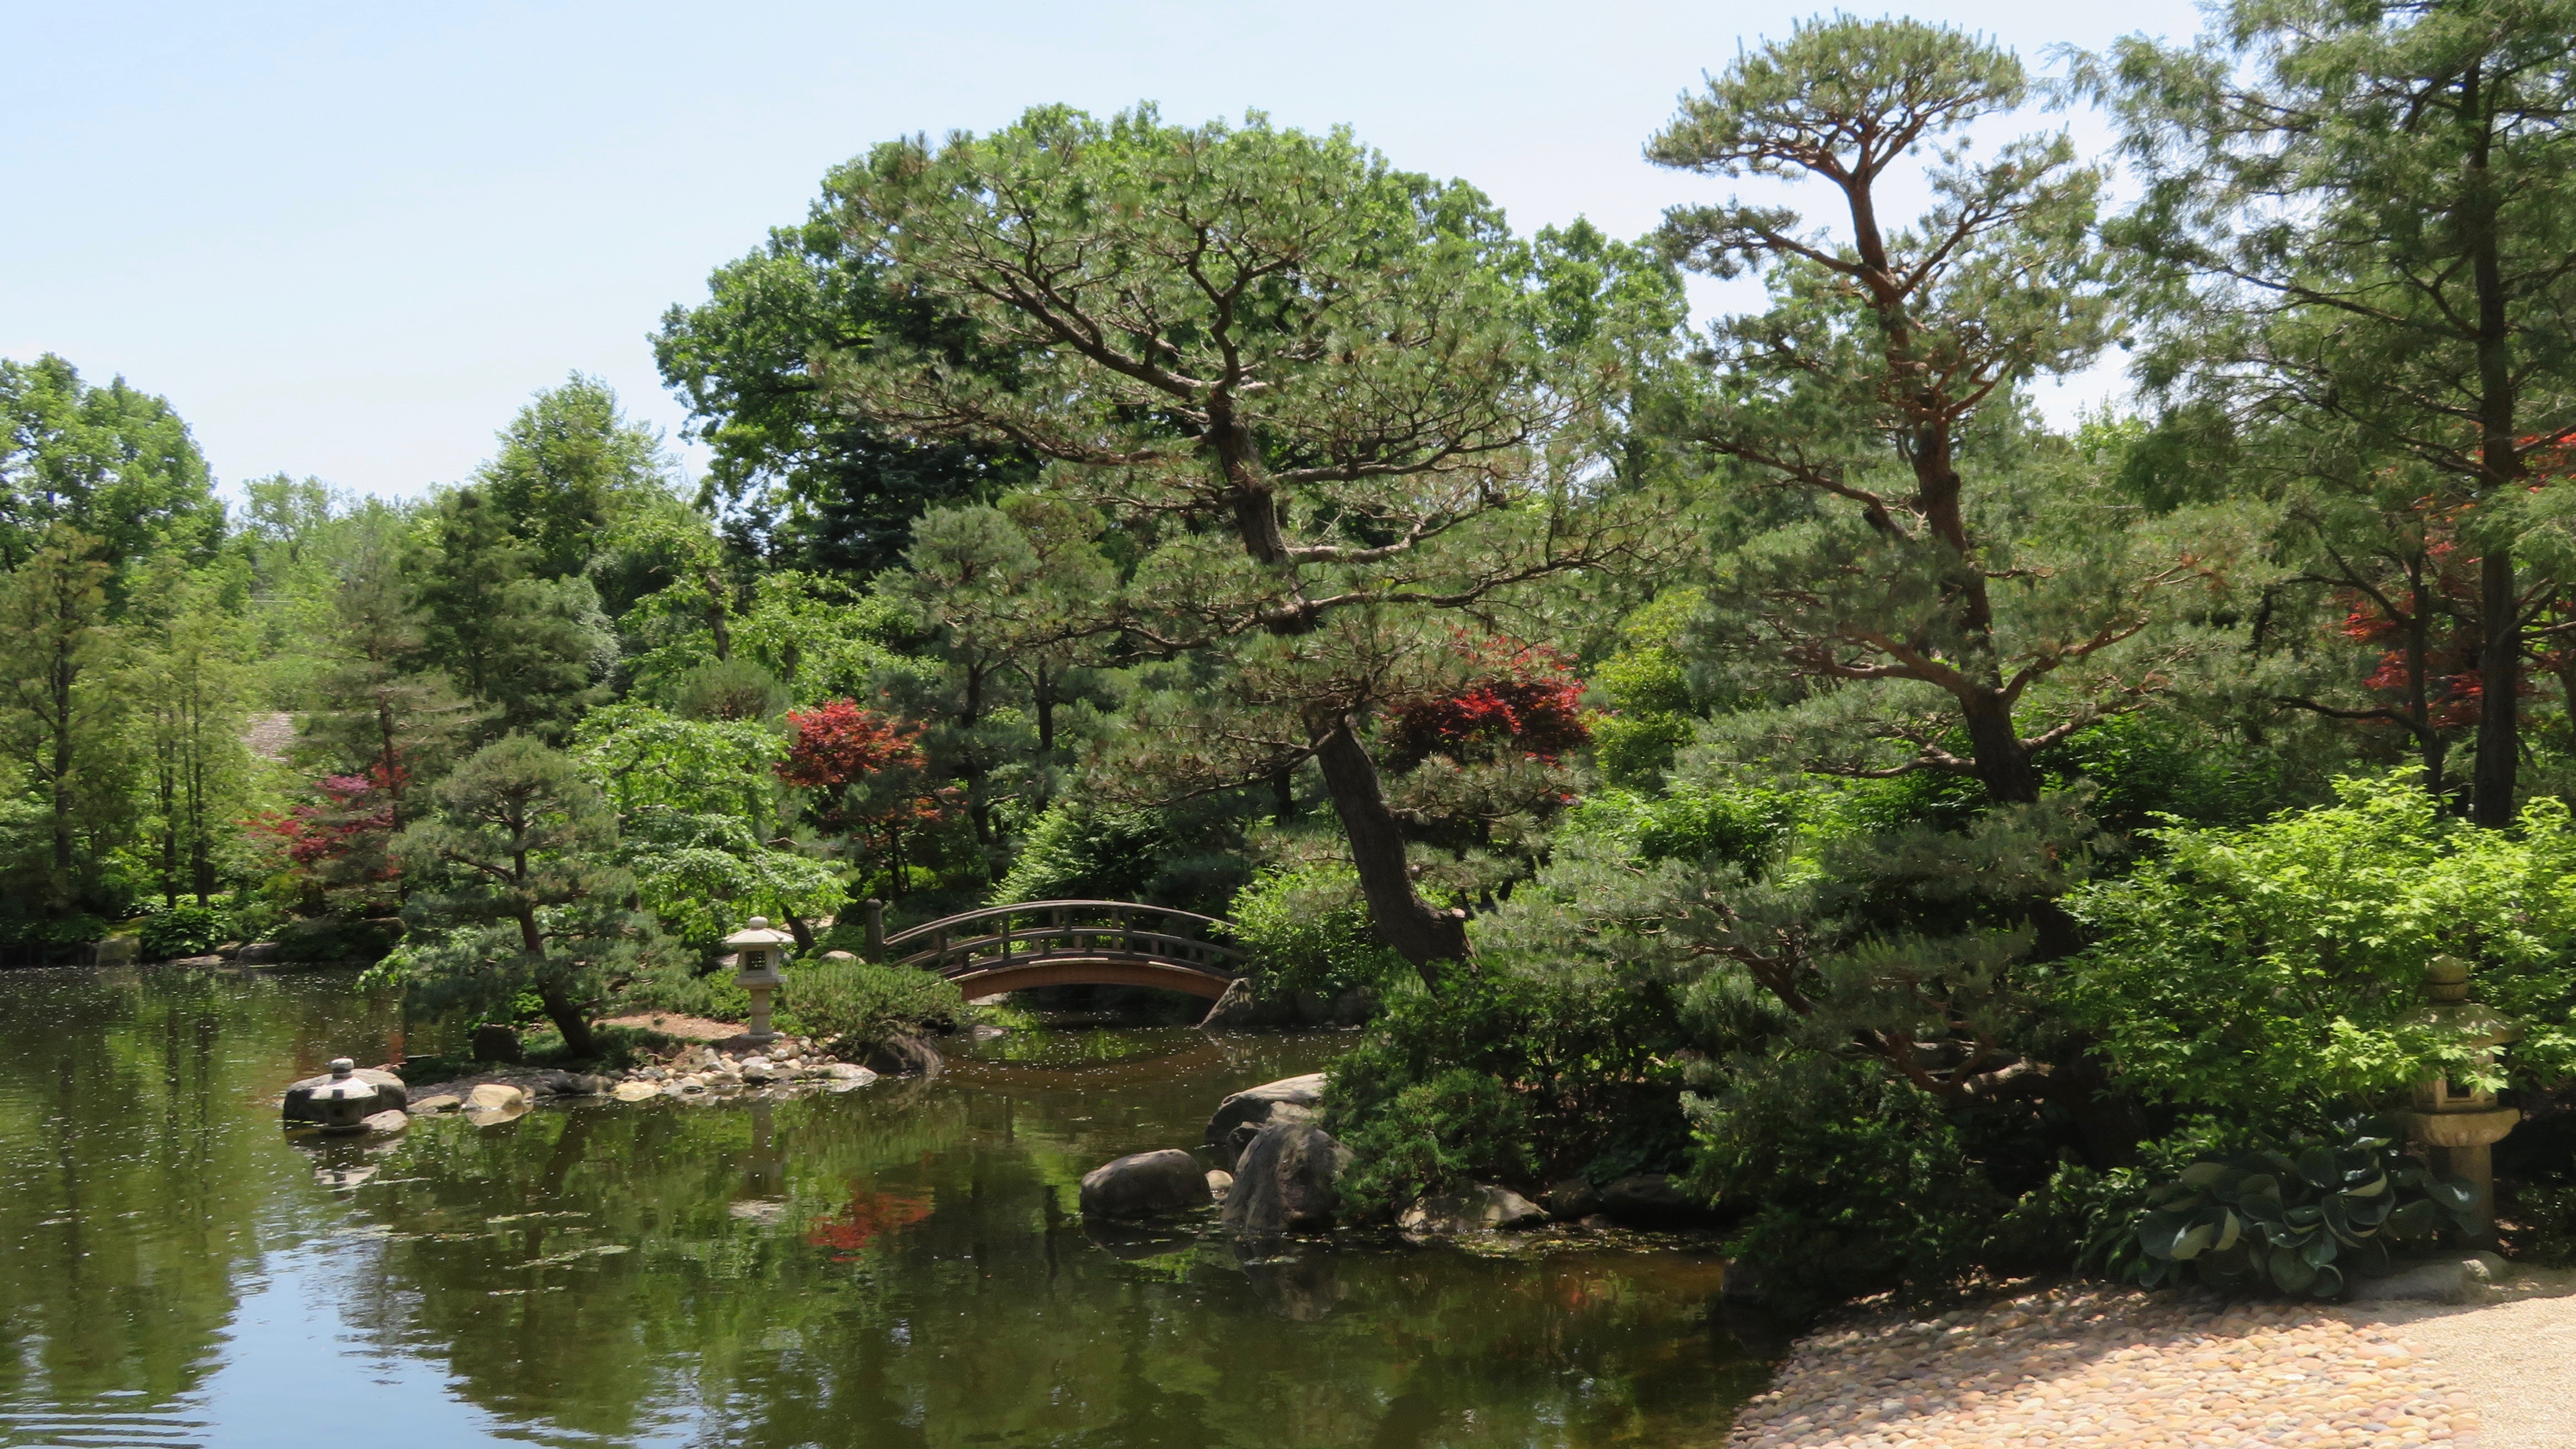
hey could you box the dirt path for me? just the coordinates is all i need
[2372,1270,2576,1449]
[1728,1282,2513,1447]
[596,1012,746,1042]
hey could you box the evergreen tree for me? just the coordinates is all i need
[820,105,1668,980]
[2089,0,2576,824]
[380,735,655,1057]
[1646,17,2238,806]
[412,487,612,742]
[475,375,673,582]
[126,564,254,907]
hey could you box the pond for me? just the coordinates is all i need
[0,966,1773,1448]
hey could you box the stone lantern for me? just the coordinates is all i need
[2397,954,2521,1234]
[726,916,795,1048]
[309,1058,381,1135]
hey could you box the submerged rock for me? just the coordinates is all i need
[1399,1184,1544,1236]
[1542,1177,1602,1220]
[860,1034,943,1078]
[465,1082,528,1113]
[1078,1149,1210,1219]
[1204,1073,1328,1168]
[1222,1120,1352,1237]
[359,1109,409,1137]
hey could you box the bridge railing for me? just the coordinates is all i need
[878,899,1244,981]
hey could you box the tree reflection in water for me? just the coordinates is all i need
[0,974,1774,1448]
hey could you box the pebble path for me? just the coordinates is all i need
[1726,1285,2482,1447]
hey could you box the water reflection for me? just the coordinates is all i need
[0,969,1769,1448]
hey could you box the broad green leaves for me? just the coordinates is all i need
[2060,774,2576,1109]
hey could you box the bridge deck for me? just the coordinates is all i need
[878,899,1243,997]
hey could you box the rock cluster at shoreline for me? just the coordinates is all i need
[1727,1284,2482,1448]
[402,1033,894,1119]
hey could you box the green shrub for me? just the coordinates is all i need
[1333,1068,1533,1215]
[1223,863,1406,998]
[992,804,1170,903]
[616,956,754,1022]
[2058,775,2576,1113]
[778,958,969,1046]
[138,904,238,960]
[1686,1057,2008,1314]
[2506,1182,2576,1267]
[2089,1121,2476,1297]
[1325,965,1690,1209]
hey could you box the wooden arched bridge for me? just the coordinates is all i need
[873,900,1243,1000]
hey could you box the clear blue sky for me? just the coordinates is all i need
[4,0,2204,500]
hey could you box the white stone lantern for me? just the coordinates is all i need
[2398,954,2521,1234]
[726,916,795,1048]
[309,1058,381,1135]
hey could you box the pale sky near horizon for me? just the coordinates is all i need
[5,0,2207,504]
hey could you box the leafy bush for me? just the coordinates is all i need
[616,956,754,1022]
[1325,965,1690,1208]
[778,958,969,1046]
[1333,1068,1533,1216]
[2506,1182,2576,1267]
[138,903,238,959]
[2091,1121,2476,1297]
[2058,775,2576,1112]
[1686,1056,2009,1315]
[1223,863,1405,998]
[1561,783,1796,872]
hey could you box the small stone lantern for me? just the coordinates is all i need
[2398,954,2521,1234]
[726,916,795,1048]
[309,1058,381,1135]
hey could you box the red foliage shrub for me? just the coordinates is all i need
[1381,639,1591,771]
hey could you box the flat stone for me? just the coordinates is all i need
[465,1082,528,1112]
[1595,1172,1714,1228]
[2348,1255,2507,1305]
[612,1080,662,1103]
[1079,1149,1211,1219]
[408,1094,462,1115]
[359,1109,408,1136]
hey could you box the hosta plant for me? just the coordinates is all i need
[2101,1123,2478,1298]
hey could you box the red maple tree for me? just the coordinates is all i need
[777,699,955,894]
[1381,639,1591,772]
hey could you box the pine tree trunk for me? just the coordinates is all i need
[2474,549,2519,826]
[539,982,596,1059]
[1960,694,2039,805]
[1312,717,1465,986]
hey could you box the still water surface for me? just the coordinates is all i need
[0,966,1768,1448]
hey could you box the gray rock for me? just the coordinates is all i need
[611,1080,661,1103]
[1198,977,1284,1031]
[1542,1177,1602,1220]
[465,1082,529,1112]
[470,1024,524,1064]
[1399,1184,1545,1235]
[860,1034,943,1077]
[359,1108,408,1136]
[1079,1149,1211,1219]
[1205,1073,1330,1167]
[1222,1120,1353,1237]
[236,941,282,964]
[1596,1173,1713,1228]
[1331,987,1379,1028]
[529,1069,610,1097]
[2346,1253,2508,1305]
[1206,1169,1233,1203]
[408,1093,462,1115]
[172,954,225,968]
[282,1065,408,1122]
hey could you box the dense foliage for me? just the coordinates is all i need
[14,0,2576,1313]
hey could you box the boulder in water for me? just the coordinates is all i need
[1222,1120,1352,1238]
[1204,1072,1328,1167]
[1079,1149,1211,1219]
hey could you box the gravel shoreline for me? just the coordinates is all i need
[1727,1284,2483,1447]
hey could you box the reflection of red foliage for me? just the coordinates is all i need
[804,1186,933,1261]
[1383,639,1591,770]
[777,700,925,790]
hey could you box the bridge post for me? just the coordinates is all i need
[862,899,884,962]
